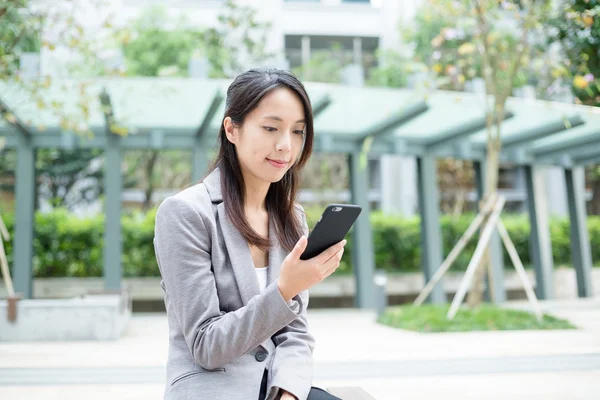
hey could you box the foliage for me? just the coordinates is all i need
[548,0,600,107]
[547,1,600,214]
[365,49,420,88]
[0,0,42,78]
[204,0,274,78]
[292,44,349,83]
[119,5,204,77]
[0,0,119,136]
[35,148,104,209]
[437,158,475,216]
[0,138,109,211]
[404,0,551,92]
[117,0,273,79]
[299,154,350,210]
[2,208,599,278]
[378,304,575,332]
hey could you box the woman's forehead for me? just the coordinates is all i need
[252,88,305,122]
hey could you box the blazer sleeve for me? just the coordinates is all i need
[153,195,301,370]
[266,206,316,400]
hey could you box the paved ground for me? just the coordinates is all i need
[1,298,599,399]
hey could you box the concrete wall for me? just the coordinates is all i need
[3,268,597,306]
[0,293,131,341]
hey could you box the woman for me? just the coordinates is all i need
[153,68,346,400]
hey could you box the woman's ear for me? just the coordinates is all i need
[223,117,238,144]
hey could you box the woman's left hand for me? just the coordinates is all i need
[280,390,297,400]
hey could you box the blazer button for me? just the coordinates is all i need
[255,351,268,362]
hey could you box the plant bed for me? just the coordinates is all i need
[377,304,576,333]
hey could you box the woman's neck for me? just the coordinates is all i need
[242,171,270,213]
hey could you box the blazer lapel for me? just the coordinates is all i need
[267,219,286,286]
[217,203,261,305]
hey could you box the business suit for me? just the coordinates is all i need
[154,167,331,400]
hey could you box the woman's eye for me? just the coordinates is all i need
[294,130,305,135]
[263,126,277,132]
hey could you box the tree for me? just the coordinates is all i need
[406,0,548,92]
[410,0,554,313]
[548,1,600,215]
[35,149,104,209]
[461,0,553,309]
[118,5,204,77]
[1,0,121,210]
[366,49,415,88]
[292,44,349,84]
[205,0,274,78]
[548,0,600,107]
[1,0,118,134]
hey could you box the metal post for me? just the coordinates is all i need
[473,160,506,303]
[524,165,554,299]
[349,152,376,309]
[374,270,388,319]
[416,155,445,303]
[564,167,593,297]
[192,141,209,183]
[103,133,122,291]
[13,134,35,299]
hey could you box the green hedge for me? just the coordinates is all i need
[2,208,599,278]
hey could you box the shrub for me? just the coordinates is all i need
[2,208,598,278]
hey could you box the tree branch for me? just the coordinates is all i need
[474,0,498,98]
[503,0,537,99]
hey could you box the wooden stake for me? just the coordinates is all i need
[414,193,497,306]
[0,238,14,297]
[447,195,506,320]
[0,215,9,241]
[497,219,543,322]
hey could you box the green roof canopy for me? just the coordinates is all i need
[1,78,599,166]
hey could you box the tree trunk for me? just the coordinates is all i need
[467,103,504,307]
[142,151,159,211]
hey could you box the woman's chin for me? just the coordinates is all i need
[262,169,289,183]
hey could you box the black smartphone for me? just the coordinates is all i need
[299,204,362,261]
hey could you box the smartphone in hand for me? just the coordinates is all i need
[300,204,362,261]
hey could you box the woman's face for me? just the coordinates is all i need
[225,87,306,185]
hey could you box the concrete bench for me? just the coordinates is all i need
[327,387,377,399]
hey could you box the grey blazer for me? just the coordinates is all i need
[153,167,316,400]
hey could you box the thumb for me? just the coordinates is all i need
[291,235,308,259]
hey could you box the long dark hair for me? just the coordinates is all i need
[206,68,314,252]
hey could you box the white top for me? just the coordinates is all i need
[255,266,268,293]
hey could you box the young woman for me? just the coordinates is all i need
[153,68,346,400]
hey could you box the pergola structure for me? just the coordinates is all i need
[1,78,598,308]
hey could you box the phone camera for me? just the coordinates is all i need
[332,207,342,212]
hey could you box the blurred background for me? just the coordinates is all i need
[0,0,599,399]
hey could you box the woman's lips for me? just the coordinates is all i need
[266,158,288,168]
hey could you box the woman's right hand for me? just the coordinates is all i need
[277,235,346,302]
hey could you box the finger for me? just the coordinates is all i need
[313,239,346,265]
[320,248,343,275]
[289,235,308,260]
[322,259,341,279]
[321,246,345,265]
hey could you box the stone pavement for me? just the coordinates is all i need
[1,298,599,399]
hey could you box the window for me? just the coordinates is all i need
[284,35,379,75]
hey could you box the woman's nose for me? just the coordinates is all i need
[276,132,292,152]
